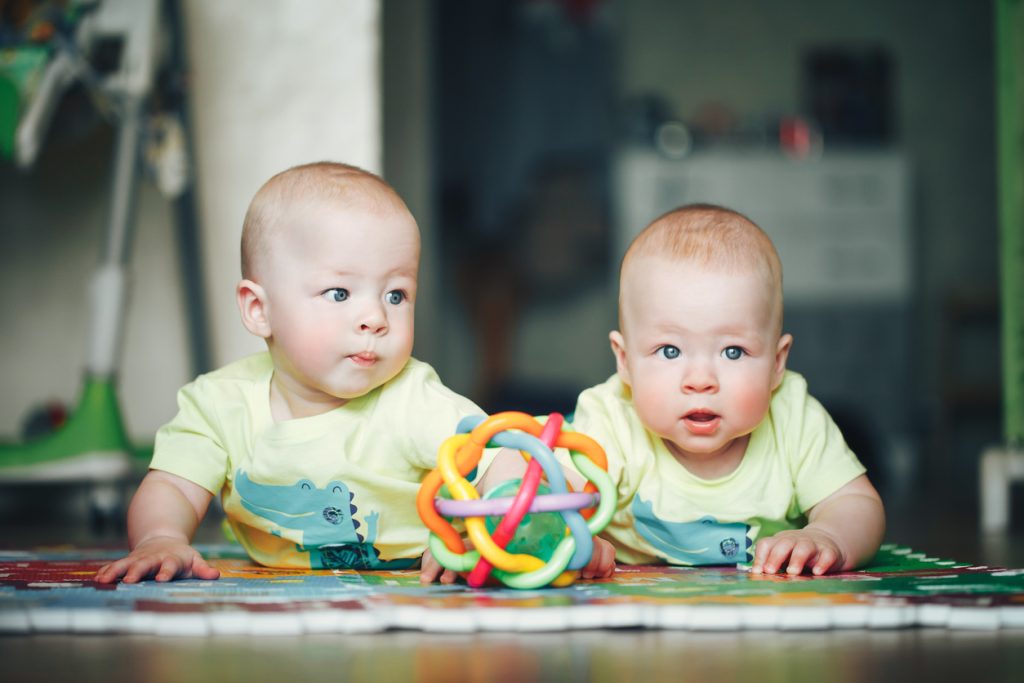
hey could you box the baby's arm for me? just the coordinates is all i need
[94,470,220,584]
[751,474,885,576]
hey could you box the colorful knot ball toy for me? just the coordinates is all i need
[416,411,616,589]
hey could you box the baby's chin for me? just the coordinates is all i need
[329,359,410,399]
[661,434,747,460]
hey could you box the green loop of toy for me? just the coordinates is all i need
[571,453,617,534]
[493,533,577,589]
[428,532,479,572]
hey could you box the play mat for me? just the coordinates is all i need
[1,543,1022,635]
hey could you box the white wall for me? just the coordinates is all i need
[0,1,383,441]
[184,0,382,369]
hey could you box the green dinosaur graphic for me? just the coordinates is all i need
[235,471,414,569]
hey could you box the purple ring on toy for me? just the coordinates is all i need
[435,492,600,518]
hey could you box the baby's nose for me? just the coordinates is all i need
[358,303,388,334]
[682,363,718,393]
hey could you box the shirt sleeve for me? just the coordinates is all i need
[149,377,230,495]
[387,361,486,473]
[571,380,638,506]
[776,374,867,513]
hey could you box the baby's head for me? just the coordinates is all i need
[610,204,792,468]
[237,161,420,416]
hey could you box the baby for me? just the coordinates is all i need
[572,203,885,575]
[96,162,483,583]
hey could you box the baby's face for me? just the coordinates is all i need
[613,257,789,468]
[259,198,419,410]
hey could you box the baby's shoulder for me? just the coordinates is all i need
[380,357,477,409]
[371,357,481,432]
[182,352,272,405]
[574,375,647,450]
[576,375,636,424]
[766,370,812,420]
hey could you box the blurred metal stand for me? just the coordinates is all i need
[979,0,1024,533]
[0,0,206,529]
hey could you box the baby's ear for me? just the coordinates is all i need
[609,330,632,386]
[237,279,272,339]
[772,333,793,389]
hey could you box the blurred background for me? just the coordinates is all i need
[0,0,1015,546]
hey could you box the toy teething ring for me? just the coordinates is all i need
[416,411,616,589]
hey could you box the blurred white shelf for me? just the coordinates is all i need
[613,148,912,306]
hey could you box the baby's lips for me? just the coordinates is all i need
[681,411,721,435]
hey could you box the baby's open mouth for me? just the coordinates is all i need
[682,410,721,435]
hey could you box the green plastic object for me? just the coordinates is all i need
[0,46,51,162]
[0,376,139,467]
[0,73,16,159]
[996,0,1024,446]
[485,480,564,561]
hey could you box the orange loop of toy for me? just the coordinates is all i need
[468,411,542,449]
[553,431,608,472]
[417,433,477,553]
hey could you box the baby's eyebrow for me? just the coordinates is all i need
[387,268,418,281]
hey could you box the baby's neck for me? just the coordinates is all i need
[664,434,749,480]
[268,375,348,422]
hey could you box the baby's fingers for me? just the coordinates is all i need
[582,539,616,579]
[190,555,221,581]
[152,555,188,582]
[811,546,840,576]
[113,555,166,584]
[94,559,130,584]
[751,537,778,573]
[785,539,820,576]
[418,550,445,585]
[755,536,797,575]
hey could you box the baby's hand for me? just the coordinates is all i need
[580,537,616,579]
[419,547,461,585]
[751,528,844,576]
[94,536,221,584]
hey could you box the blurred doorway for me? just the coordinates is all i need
[434,0,617,414]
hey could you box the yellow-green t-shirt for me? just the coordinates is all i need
[150,353,482,570]
[571,370,866,565]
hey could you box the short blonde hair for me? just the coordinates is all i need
[241,161,411,279]
[620,203,784,332]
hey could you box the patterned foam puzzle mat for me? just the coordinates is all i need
[1,543,1023,635]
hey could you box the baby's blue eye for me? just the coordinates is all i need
[722,346,744,360]
[386,290,406,305]
[657,345,680,360]
[323,288,349,302]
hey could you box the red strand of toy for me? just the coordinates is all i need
[466,413,564,587]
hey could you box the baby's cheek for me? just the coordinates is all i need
[631,380,676,434]
[731,383,772,427]
[296,330,336,365]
